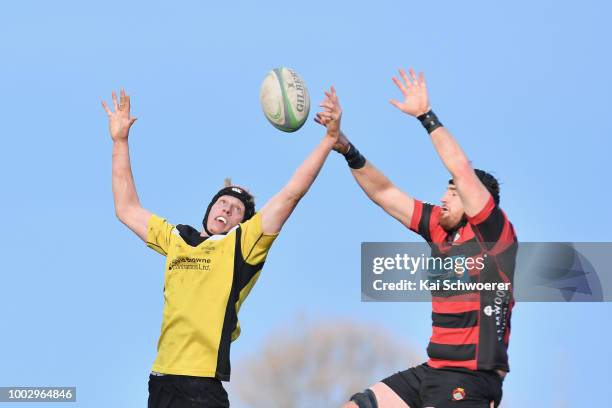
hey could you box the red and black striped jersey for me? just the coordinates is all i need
[409,196,517,372]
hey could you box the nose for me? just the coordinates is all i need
[440,192,450,205]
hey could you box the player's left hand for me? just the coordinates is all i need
[314,86,342,140]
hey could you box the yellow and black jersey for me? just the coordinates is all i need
[146,212,277,380]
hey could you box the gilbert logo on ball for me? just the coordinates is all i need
[260,67,310,132]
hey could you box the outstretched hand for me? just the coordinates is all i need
[389,68,430,117]
[102,89,137,142]
[314,86,349,153]
[314,86,342,136]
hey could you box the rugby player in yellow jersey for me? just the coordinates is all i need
[102,87,342,408]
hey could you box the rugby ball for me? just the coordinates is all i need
[259,67,310,132]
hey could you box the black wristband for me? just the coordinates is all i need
[417,109,443,134]
[343,142,366,169]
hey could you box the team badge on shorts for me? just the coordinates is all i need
[451,387,466,401]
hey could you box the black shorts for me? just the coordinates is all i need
[148,374,229,408]
[382,363,503,408]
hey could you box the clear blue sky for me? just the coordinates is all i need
[1,0,610,406]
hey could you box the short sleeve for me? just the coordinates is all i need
[409,200,447,244]
[146,214,175,256]
[239,212,278,265]
[466,195,516,250]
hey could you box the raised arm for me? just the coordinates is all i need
[314,97,416,229]
[102,89,151,240]
[259,87,341,235]
[390,67,490,217]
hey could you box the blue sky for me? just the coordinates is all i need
[1,0,611,406]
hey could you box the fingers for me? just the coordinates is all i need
[409,68,426,87]
[319,100,337,115]
[104,89,134,118]
[101,100,112,116]
[394,67,426,97]
[314,112,331,127]
[320,100,334,110]
[392,76,408,95]
[330,85,338,103]
[318,86,341,129]
[409,67,419,84]
[330,85,341,109]
[398,67,424,88]
[318,101,340,118]
[324,86,339,103]
[112,90,118,110]
[321,85,341,114]
[119,88,132,112]
[389,99,402,110]
[120,88,131,112]
[107,88,132,113]
[315,112,327,122]
[399,68,413,89]
[314,114,325,126]
[318,111,335,120]
[324,90,334,102]
[418,71,426,87]
[399,68,410,85]
[406,67,427,87]
[321,97,337,112]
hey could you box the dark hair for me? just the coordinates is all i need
[449,169,500,206]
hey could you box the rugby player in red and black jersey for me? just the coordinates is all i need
[315,69,517,408]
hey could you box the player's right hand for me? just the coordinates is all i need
[102,89,137,142]
[315,86,342,139]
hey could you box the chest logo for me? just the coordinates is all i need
[451,387,466,401]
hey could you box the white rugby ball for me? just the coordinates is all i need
[259,67,310,132]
